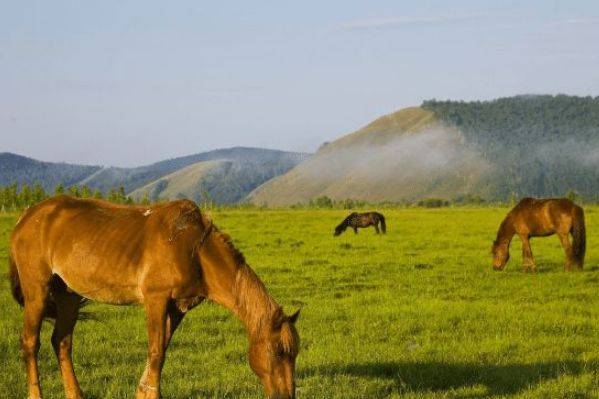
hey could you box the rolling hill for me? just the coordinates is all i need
[0,147,307,204]
[0,153,101,190]
[250,95,599,205]
[129,148,308,204]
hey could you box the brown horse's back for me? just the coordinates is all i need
[10,196,204,305]
[509,198,581,236]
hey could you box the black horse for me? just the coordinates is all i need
[334,212,386,236]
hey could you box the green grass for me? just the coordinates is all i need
[0,208,598,398]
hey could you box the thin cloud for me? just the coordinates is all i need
[337,12,494,31]
[546,17,599,27]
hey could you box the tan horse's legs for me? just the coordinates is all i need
[558,233,574,271]
[520,235,536,272]
[137,298,168,399]
[51,291,83,399]
[21,284,49,399]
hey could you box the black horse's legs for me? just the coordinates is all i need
[374,224,380,234]
[353,226,358,234]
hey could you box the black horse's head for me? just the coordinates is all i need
[333,223,347,236]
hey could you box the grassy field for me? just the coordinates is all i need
[0,207,598,398]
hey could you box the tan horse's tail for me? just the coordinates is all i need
[8,253,24,307]
[572,205,586,268]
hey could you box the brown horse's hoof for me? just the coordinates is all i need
[136,384,160,399]
[65,390,84,399]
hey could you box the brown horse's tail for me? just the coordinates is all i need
[572,205,586,268]
[9,253,59,319]
[378,213,386,234]
[8,253,24,307]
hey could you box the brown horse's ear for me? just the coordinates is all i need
[287,309,300,324]
[272,307,285,330]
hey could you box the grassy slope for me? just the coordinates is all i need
[0,208,597,398]
[249,107,490,205]
[129,160,228,202]
[319,107,438,150]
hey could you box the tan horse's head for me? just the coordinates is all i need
[491,240,509,270]
[249,309,300,399]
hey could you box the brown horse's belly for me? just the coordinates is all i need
[52,263,143,305]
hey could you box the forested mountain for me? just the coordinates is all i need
[79,147,306,195]
[129,148,308,204]
[422,95,599,199]
[0,153,101,191]
[251,95,599,205]
[0,147,307,204]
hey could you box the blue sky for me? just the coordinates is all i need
[1,1,598,166]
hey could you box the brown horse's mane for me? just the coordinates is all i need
[494,215,515,246]
[209,229,280,335]
[214,230,247,266]
[210,229,298,355]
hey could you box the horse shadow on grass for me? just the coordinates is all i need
[301,360,597,396]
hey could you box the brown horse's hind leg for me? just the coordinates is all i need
[51,288,83,399]
[557,233,574,271]
[136,297,168,399]
[21,278,50,399]
[520,235,536,272]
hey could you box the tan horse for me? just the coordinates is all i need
[492,198,585,271]
[9,196,300,399]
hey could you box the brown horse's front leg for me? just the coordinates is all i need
[520,235,536,272]
[137,297,168,399]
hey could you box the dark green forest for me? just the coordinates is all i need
[0,183,146,212]
[423,95,599,199]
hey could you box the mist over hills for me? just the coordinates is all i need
[4,95,598,206]
[250,95,599,205]
[0,147,306,204]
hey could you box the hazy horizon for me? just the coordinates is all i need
[2,1,598,167]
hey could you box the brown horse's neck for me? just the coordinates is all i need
[201,235,279,337]
[496,216,515,246]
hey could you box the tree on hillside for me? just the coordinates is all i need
[55,183,65,196]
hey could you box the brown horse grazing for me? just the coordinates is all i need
[9,196,300,399]
[333,212,386,236]
[492,197,585,272]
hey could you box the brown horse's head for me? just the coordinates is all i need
[249,309,300,399]
[491,240,509,270]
